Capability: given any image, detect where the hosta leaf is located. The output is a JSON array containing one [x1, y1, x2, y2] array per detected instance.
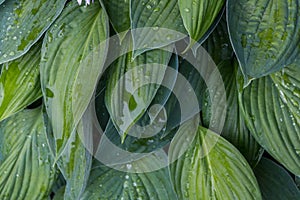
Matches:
[[169, 118, 262, 200], [0, 108, 56, 199], [178, 0, 225, 49], [0, 0, 66, 64], [105, 34, 172, 142], [81, 153, 177, 200], [202, 60, 263, 166], [238, 63, 300, 175], [102, 0, 130, 41], [55, 116, 92, 200], [41, 1, 109, 158], [0, 42, 42, 122], [96, 55, 178, 159], [227, 0, 300, 80], [254, 157, 300, 199], [202, 16, 233, 66], [201, 21, 263, 166], [296, 176, 300, 190], [131, 0, 187, 57]]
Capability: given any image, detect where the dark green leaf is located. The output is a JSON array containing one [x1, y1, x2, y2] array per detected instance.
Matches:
[[105, 34, 172, 142], [102, 0, 130, 41], [0, 108, 56, 199], [169, 118, 262, 200], [238, 62, 300, 175], [254, 157, 300, 200], [81, 153, 177, 200], [178, 0, 225, 49], [0, 42, 42, 122], [201, 20, 263, 166], [227, 0, 300, 80], [0, 0, 66, 64], [41, 1, 109, 158], [131, 0, 187, 57]]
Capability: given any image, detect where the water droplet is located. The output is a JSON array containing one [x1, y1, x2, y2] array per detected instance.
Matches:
[[9, 51, 15, 56], [126, 164, 132, 169], [146, 5, 152, 9], [152, 26, 159, 31], [184, 8, 190, 12], [12, 36, 17, 40], [153, 7, 160, 12], [125, 175, 129, 179]]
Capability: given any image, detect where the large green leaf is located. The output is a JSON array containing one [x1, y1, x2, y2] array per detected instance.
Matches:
[[105, 34, 172, 142], [238, 62, 300, 175], [254, 157, 300, 199], [130, 0, 187, 57], [201, 20, 263, 166], [54, 119, 92, 200], [227, 0, 300, 80], [102, 0, 130, 41], [202, 60, 263, 166], [178, 0, 225, 49], [169, 118, 262, 200], [41, 1, 109, 158], [0, 108, 56, 199], [0, 42, 42, 122], [0, 0, 66, 64], [81, 153, 177, 200]]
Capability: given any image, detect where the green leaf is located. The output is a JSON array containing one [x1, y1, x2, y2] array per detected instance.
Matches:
[[0, 0, 66, 64], [201, 21, 263, 166], [81, 153, 177, 200], [41, 1, 109, 158], [105, 34, 172, 142], [254, 157, 300, 199], [178, 0, 225, 49], [238, 62, 300, 175], [296, 176, 300, 190], [102, 0, 130, 41], [202, 16, 233, 66], [130, 0, 187, 57], [0, 1, 4, 5], [227, 0, 300, 80], [202, 60, 263, 166], [169, 118, 262, 200], [0, 42, 42, 122], [0, 108, 56, 199], [55, 117, 92, 200]]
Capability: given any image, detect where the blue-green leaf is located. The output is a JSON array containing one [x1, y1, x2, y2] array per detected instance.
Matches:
[[0, 108, 56, 199], [227, 0, 300, 80], [254, 157, 300, 199], [0, 0, 66, 64], [41, 1, 109, 158]]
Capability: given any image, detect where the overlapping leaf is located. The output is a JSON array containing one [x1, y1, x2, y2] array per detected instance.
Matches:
[[169, 118, 262, 200], [81, 153, 177, 200], [0, 42, 42, 122], [201, 19, 263, 166], [0, 0, 66, 64], [254, 157, 300, 199], [178, 0, 225, 49], [131, 0, 187, 57], [227, 0, 300, 80], [41, 1, 109, 158], [105, 34, 172, 142], [238, 62, 300, 175], [0, 108, 56, 199], [102, 0, 130, 41]]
